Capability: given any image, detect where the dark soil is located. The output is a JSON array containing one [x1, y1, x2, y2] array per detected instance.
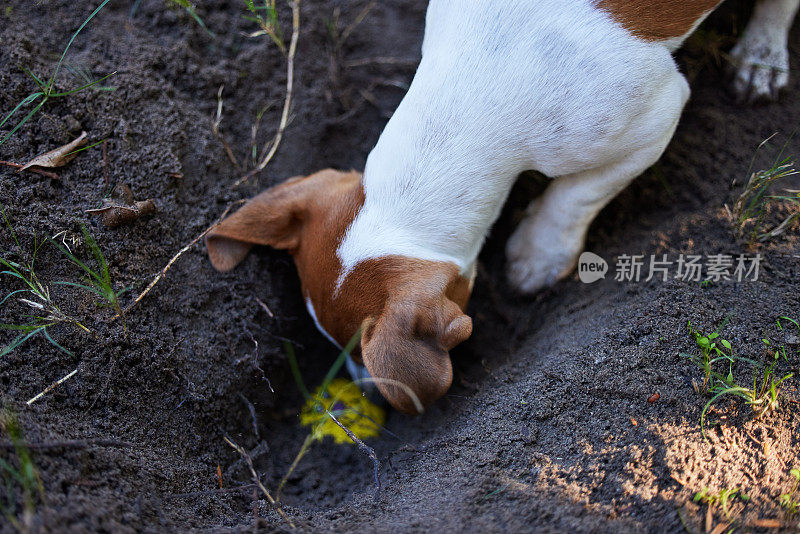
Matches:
[[1, 1, 799, 532]]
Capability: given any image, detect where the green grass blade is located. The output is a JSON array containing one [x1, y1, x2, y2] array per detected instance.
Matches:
[[48, 71, 117, 97], [167, 0, 216, 37], [0, 99, 46, 146], [42, 329, 73, 356], [80, 225, 110, 287], [0, 92, 43, 130], [285, 340, 311, 400], [0, 327, 44, 357], [46, 0, 112, 93], [318, 328, 363, 399], [0, 289, 31, 307], [52, 281, 110, 301]]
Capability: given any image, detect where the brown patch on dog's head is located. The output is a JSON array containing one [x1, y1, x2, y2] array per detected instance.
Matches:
[[206, 169, 474, 414]]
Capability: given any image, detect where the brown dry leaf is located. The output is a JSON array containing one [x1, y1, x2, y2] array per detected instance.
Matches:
[[87, 183, 156, 227], [18, 131, 88, 172]]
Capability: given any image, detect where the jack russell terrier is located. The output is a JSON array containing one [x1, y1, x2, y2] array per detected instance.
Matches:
[[207, 0, 798, 414]]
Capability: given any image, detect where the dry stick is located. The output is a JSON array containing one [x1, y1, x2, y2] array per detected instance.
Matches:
[[343, 56, 419, 68], [0, 438, 133, 450], [275, 433, 315, 501], [0, 160, 60, 180], [212, 85, 243, 172], [165, 483, 257, 500], [233, 0, 301, 187], [325, 410, 381, 503], [338, 1, 375, 45], [116, 201, 244, 318], [238, 393, 261, 440], [223, 436, 295, 528], [102, 139, 109, 185], [254, 296, 274, 318], [26, 368, 78, 405]]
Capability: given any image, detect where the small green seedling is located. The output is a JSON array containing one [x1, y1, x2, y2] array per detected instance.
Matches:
[[1, 209, 89, 356], [694, 487, 741, 519], [165, 0, 215, 37], [1, 207, 127, 356], [0, 0, 115, 146], [243, 0, 285, 53], [683, 319, 735, 393], [0, 409, 43, 532], [779, 468, 800, 516], [729, 140, 799, 245], [682, 318, 795, 439], [51, 224, 129, 331]]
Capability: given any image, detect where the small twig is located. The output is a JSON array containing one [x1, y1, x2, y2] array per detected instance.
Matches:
[[235, 323, 274, 393], [325, 409, 381, 502], [343, 56, 419, 68], [234, 0, 301, 187], [254, 296, 274, 318], [338, 1, 375, 45], [212, 85, 243, 172], [164, 483, 257, 500], [0, 160, 60, 180], [116, 200, 244, 318], [27, 368, 78, 405], [239, 393, 261, 440], [224, 436, 295, 528], [0, 438, 133, 450], [102, 139, 109, 185]]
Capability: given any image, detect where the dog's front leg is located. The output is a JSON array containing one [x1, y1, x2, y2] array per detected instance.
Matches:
[[729, 0, 800, 103], [505, 70, 691, 294]]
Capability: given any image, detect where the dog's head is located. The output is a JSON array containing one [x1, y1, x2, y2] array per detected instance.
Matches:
[[206, 169, 473, 414]]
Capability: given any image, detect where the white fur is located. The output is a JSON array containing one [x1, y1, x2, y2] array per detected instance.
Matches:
[[335, 0, 795, 294], [305, 296, 342, 349], [730, 0, 800, 101]]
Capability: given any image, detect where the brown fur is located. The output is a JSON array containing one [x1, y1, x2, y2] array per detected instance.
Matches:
[[597, 0, 721, 41], [206, 169, 474, 414]]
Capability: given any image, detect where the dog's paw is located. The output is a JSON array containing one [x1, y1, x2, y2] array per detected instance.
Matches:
[[505, 216, 579, 295], [727, 37, 790, 104]]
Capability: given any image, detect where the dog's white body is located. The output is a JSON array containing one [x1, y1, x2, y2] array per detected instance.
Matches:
[[209, 0, 798, 413], [341, 0, 798, 293]]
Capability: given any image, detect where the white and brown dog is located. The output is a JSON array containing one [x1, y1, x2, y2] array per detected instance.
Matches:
[[207, 0, 798, 414]]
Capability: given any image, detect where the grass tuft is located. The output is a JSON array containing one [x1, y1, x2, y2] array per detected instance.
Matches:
[[0, 0, 114, 146], [0, 409, 43, 532], [728, 139, 799, 245], [165, 0, 215, 38], [1, 206, 125, 356], [693, 487, 742, 519], [780, 468, 800, 516], [682, 318, 795, 439], [243, 0, 285, 53]]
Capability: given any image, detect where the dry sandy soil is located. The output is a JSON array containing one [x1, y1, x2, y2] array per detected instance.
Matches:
[[0, 1, 799, 532]]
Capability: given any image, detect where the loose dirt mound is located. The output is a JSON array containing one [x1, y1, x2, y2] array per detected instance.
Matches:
[[0, 1, 798, 532]]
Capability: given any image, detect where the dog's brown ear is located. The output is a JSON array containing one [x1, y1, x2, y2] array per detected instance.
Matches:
[[361, 294, 472, 414], [206, 176, 308, 272]]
